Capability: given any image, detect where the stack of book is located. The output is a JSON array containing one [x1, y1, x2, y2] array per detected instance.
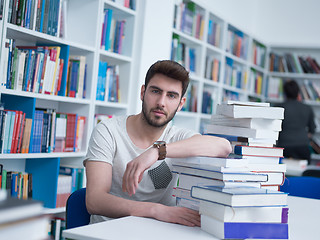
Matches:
[[171, 100, 289, 239], [207, 100, 286, 191]]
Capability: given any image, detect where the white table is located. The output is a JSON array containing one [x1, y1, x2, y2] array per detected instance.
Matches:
[[63, 196, 320, 240]]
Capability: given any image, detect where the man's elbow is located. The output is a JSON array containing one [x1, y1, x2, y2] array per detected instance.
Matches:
[[218, 138, 232, 157]]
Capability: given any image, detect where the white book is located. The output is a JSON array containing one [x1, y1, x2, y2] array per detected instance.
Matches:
[[174, 173, 261, 190], [172, 156, 249, 168], [241, 155, 281, 165], [216, 104, 284, 119], [247, 163, 286, 172], [191, 186, 288, 207], [173, 162, 250, 173], [222, 100, 270, 107], [234, 145, 284, 157], [206, 124, 279, 140], [176, 197, 199, 211], [172, 165, 268, 182], [199, 200, 288, 223], [211, 114, 282, 131]]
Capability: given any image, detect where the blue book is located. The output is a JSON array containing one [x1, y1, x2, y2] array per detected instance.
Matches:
[[7, 111, 16, 154], [201, 214, 288, 239], [39, 0, 46, 32], [2, 111, 11, 154], [191, 186, 288, 207], [105, 9, 113, 51]]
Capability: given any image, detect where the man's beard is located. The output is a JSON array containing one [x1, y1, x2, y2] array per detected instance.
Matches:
[[141, 98, 179, 128]]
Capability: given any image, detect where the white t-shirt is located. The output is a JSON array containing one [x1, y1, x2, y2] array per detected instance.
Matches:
[[84, 115, 198, 223]]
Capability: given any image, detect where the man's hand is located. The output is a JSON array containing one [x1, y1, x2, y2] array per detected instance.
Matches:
[[152, 204, 200, 227], [122, 147, 158, 196]]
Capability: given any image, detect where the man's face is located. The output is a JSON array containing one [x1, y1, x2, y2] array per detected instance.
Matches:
[[141, 74, 186, 128]]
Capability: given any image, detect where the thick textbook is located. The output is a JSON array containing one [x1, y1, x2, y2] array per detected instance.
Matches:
[[234, 145, 284, 157], [206, 124, 279, 139], [172, 156, 249, 168], [200, 200, 289, 223], [201, 214, 288, 239], [216, 104, 284, 119], [222, 100, 270, 107], [174, 173, 261, 190], [191, 186, 287, 207], [172, 165, 268, 182], [211, 114, 282, 131]]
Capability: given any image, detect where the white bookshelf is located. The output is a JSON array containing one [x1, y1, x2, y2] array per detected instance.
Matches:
[[0, 0, 139, 211], [171, 0, 268, 133]]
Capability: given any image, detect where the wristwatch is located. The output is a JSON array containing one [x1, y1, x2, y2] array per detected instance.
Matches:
[[153, 141, 167, 160]]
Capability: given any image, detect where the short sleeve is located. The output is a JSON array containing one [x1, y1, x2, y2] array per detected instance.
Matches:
[[83, 122, 115, 166]]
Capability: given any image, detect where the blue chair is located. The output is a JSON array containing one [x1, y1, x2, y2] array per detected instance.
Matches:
[[280, 176, 320, 199], [66, 188, 91, 229]]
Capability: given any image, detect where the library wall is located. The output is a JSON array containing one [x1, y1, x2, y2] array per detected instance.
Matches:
[[253, 0, 320, 46]]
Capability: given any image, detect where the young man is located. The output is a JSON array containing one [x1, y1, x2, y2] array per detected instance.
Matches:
[[84, 60, 231, 227]]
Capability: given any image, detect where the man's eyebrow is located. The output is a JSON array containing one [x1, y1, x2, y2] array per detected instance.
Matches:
[[149, 85, 180, 97]]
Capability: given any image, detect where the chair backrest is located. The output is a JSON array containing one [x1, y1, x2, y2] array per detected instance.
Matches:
[[302, 167, 320, 178], [66, 188, 91, 229], [280, 176, 320, 199]]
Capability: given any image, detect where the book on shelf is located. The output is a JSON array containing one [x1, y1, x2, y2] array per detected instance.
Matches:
[[201, 214, 288, 239], [216, 103, 284, 119], [172, 165, 268, 182], [56, 174, 72, 208], [211, 114, 282, 131], [54, 113, 67, 152], [199, 200, 288, 223], [191, 186, 288, 207], [234, 145, 284, 157]]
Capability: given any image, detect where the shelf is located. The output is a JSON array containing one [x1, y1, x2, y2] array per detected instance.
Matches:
[[269, 72, 320, 80], [0, 89, 91, 104], [104, 0, 137, 16], [5, 23, 96, 52], [0, 152, 87, 160], [94, 101, 128, 108]]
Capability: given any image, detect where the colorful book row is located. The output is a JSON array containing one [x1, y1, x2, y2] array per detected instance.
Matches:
[[96, 61, 120, 102], [224, 57, 247, 89], [7, 0, 67, 37], [2, 40, 87, 99], [100, 8, 126, 54], [182, 83, 197, 112], [173, 1, 205, 40], [171, 34, 196, 73], [226, 28, 249, 60], [0, 164, 33, 199], [0, 107, 85, 154], [269, 52, 320, 74]]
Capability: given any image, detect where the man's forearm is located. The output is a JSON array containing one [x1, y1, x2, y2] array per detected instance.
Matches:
[[86, 190, 158, 219], [166, 134, 231, 159]]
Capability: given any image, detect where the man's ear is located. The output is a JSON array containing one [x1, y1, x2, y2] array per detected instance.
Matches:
[[140, 85, 146, 101], [177, 97, 186, 112]]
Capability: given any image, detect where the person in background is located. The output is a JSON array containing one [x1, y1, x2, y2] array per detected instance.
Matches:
[[84, 60, 232, 227], [276, 80, 316, 164]]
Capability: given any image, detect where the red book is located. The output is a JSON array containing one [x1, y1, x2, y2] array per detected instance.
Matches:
[[10, 111, 21, 153], [17, 113, 26, 153], [64, 113, 77, 152]]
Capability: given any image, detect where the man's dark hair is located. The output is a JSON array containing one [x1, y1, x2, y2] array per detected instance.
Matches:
[[283, 80, 300, 99], [144, 60, 190, 97]]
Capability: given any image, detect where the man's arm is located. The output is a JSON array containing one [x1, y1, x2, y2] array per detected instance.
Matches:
[[122, 135, 231, 195], [85, 161, 200, 226]]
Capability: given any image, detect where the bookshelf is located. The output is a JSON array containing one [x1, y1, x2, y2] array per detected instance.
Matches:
[[0, 0, 139, 212], [170, 0, 268, 132]]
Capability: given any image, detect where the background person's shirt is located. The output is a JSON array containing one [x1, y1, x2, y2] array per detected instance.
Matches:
[[277, 99, 316, 147]]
